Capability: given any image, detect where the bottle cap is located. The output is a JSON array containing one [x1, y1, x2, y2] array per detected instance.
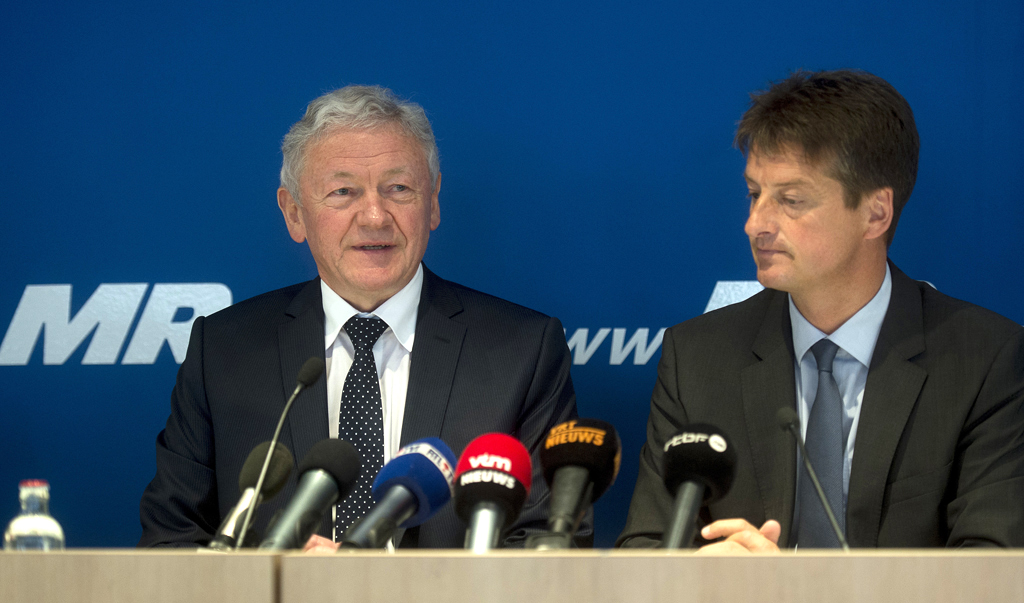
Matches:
[[19, 480, 49, 488]]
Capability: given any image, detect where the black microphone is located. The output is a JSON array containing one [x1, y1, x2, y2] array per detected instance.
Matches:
[[208, 441, 293, 550], [661, 424, 737, 549], [258, 438, 361, 550], [234, 356, 324, 549], [526, 418, 621, 549], [776, 407, 850, 551]]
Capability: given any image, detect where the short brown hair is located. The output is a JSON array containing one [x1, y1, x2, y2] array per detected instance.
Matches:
[[735, 70, 919, 246]]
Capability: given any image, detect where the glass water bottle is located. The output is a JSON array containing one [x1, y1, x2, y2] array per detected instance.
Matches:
[[3, 480, 65, 550]]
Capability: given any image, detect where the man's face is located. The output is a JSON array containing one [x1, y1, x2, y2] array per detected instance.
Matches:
[[278, 127, 440, 311], [743, 147, 876, 301]]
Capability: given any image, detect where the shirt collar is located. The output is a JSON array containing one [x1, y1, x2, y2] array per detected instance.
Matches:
[[321, 264, 423, 353], [790, 263, 892, 368]]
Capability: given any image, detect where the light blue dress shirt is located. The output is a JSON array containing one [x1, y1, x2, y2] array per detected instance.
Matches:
[[789, 263, 892, 515]]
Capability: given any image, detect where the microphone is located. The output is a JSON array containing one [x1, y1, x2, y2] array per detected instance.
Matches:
[[235, 356, 324, 549], [453, 433, 532, 553], [339, 438, 457, 549], [661, 424, 737, 549], [258, 438, 361, 551], [526, 418, 621, 549], [776, 407, 850, 551], [208, 441, 293, 550]]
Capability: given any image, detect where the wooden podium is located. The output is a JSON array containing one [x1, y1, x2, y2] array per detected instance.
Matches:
[[0, 550, 277, 603], [280, 550, 1024, 603], [3, 550, 1023, 603]]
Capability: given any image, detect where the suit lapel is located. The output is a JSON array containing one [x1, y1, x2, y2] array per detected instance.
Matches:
[[846, 264, 926, 547], [278, 279, 330, 472], [393, 267, 465, 549], [740, 291, 799, 547], [400, 266, 467, 447]]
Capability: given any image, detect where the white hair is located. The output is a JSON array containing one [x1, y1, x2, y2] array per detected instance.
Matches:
[[280, 85, 439, 203]]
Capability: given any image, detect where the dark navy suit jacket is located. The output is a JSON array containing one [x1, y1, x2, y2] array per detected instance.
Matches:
[[139, 266, 586, 548]]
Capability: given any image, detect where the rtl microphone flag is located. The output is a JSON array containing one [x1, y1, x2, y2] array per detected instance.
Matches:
[[373, 437, 457, 528], [339, 438, 458, 549]]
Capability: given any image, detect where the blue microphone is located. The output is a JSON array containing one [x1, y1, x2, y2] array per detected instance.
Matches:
[[339, 438, 457, 548]]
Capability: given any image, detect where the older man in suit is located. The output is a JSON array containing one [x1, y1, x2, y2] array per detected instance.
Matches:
[[618, 70, 1024, 550], [139, 85, 585, 549]]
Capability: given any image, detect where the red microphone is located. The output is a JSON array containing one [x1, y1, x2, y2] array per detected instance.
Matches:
[[453, 433, 532, 552]]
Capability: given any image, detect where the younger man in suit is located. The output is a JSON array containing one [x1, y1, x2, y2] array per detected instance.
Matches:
[[618, 70, 1024, 550]]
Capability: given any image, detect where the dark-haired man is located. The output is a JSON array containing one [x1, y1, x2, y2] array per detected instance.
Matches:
[[618, 70, 1024, 550]]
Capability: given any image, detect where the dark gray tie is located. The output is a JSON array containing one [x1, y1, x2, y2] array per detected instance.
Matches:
[[335, 315, 388, 538], [796, 338, 846, 548]]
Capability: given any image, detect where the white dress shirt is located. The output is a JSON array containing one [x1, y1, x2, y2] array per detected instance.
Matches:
[[789, 263, 892, 510], [321, 264, 423, 543]]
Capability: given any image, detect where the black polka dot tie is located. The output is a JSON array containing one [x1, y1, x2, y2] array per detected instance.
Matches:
[[335, 315, 389, 538]]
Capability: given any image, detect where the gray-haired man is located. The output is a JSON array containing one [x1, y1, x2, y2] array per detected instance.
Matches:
[[139, 86, 586, 549]]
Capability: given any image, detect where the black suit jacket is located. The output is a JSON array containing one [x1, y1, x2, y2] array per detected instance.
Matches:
[[618, 263, 1024, 548], [139, 266, 586, 548]]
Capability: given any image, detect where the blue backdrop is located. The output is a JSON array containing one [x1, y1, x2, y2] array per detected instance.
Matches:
[[1, 0, 1021, 548]]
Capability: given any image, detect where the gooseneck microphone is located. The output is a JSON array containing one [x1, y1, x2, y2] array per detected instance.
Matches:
[[527, 418, 621, 549], [453, 433, 532, 553], [776, 407, 850, 551], [340, 438, 457, 549], [208, 441, 293, 550], [258, 438, 361, 550], [235, 356, 324, 549], [661, 424, 737, 549]]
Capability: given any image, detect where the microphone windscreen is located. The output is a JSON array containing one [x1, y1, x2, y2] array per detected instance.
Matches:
[[298, 439, 361, 500], [453, 433, 532, 526], [372, 437, 457, 528], [662, 424, 737, 504], [239, 442, 294, 498], [539, 418, 621, 502], [776, 407, 800, 431], [296, 357, 325, 387]]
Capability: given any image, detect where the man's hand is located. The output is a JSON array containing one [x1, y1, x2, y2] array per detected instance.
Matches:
[[694, 519, 781, 554], [303, 534, 340, 554]]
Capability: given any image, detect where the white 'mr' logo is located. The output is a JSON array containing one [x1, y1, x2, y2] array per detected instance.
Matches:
[[0, 284, 232, 365]]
